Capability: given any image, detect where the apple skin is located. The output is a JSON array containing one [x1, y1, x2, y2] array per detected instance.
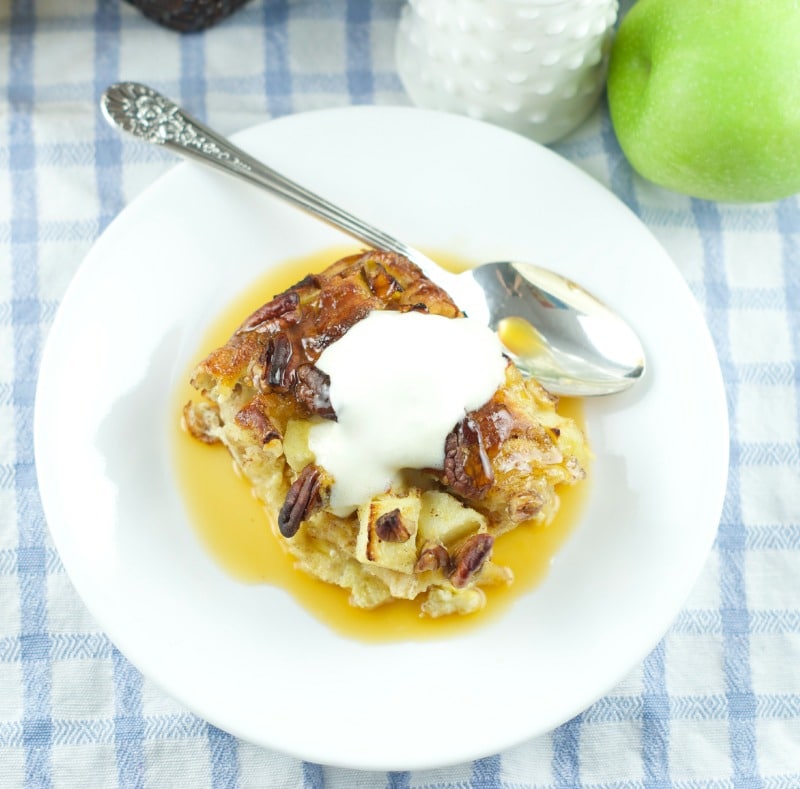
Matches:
[[607, 0, 800, 202]]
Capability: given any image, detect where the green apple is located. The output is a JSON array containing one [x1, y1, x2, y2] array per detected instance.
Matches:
[[607, 0, 800, 202]]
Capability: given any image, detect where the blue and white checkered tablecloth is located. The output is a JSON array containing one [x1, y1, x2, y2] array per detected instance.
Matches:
[[2, 0, 800, 786]]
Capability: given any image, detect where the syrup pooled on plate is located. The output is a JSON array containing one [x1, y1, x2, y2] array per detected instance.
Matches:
[[172, 248, 589, 642]]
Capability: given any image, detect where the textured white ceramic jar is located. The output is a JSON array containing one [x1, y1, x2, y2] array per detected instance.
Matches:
[[396, 0, 618, 144]]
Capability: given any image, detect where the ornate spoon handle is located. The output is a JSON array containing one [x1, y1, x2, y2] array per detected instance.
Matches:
[[100, 82, 437, 275]]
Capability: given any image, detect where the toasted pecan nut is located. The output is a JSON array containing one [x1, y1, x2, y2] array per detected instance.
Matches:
[[374, 509, 411, 543], [508, 490, 545, 523], [265, 335, 294, 390], [237, 290, 299, 334], [449, 533, 494, 589], [442, 415, 494, 499], [414, 543, 451, 574], [278, 464, 322, 538], [294, 363, 336, 420]]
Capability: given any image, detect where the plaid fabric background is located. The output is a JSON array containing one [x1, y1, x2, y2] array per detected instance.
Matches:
[[2, 0, 799, 786]]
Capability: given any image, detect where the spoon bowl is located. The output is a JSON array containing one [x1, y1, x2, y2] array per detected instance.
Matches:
[[101, 82, 645, 396], [438, 260, 645, 396]]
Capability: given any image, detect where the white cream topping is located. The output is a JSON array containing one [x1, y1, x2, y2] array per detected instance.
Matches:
[[307, 310, 507, 515]]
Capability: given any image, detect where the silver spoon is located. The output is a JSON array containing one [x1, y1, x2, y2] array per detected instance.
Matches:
[[101, 82, 645, 397]]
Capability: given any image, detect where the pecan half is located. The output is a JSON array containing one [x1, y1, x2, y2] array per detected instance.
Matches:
[[294, 363, 336, 420], [442, 415, 494, 499], [278, 464, 322, 538], [237, 290, 300, 334], [449, 533, 494, 588], [414, 543, 451, 574], [265, 335, 294, 390], [508, 490, 545, 523], [473, 400, 516, 453], [374, 509, 411, 543]]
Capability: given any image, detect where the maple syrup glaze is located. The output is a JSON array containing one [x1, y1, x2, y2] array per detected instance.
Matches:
[[171, 248, 589, 642]]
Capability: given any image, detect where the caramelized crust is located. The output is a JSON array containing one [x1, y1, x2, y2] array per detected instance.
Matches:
[[195, 250, 460, 408]]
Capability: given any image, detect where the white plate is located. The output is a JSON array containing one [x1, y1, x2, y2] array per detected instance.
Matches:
[[35, 106, 728, 770]]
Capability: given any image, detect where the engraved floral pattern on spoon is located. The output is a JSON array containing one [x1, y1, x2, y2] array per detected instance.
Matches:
[[101, 82, 252, 172]]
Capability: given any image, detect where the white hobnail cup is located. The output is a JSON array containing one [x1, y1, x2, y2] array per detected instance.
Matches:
[[396, 0, 619, 144]]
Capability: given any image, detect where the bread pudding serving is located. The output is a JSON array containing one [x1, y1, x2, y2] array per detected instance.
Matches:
[[183, 250, 590, 617]]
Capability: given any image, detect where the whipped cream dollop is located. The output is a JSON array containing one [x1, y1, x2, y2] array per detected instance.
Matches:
[[307, 310, 507, 514]]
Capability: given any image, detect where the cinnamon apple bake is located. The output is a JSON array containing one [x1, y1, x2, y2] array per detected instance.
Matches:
[[183, 250, 590, 617]]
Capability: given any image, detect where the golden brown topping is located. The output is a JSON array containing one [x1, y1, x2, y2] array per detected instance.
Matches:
[[450, 533, 494, 589], [182, 401, 221, 444], [234, 397, 280, 445], [361, 258, 403, 299], [194, 249, 468, 433], [442, 415, 494, 499], [278, 464, 323, 538], [374, 509, 411, 543], [201, 250, 462, 389]]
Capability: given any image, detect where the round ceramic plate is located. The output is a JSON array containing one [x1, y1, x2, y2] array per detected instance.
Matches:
[[34, 106, 728, 770]]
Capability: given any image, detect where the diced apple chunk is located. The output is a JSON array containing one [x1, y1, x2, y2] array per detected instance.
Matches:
[[356, 490, 421, 573], [283, 419, 316, 472], [417, 490, 487, 548]]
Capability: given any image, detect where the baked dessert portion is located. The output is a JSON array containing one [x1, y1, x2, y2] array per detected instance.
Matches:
[[183, 250, 590, 617]]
